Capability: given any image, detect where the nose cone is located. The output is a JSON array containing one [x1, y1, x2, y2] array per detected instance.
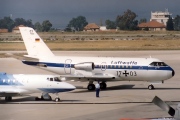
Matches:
[[68, 84, 76, 90], [166, 67, 175, 80], [65, 82, 76, 91], [172, 69, 175, 77]]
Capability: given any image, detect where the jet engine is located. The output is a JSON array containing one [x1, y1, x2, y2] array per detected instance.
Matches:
[[74, 62, 95, 71]]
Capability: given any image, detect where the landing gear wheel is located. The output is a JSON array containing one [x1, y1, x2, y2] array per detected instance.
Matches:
[[5, 96, 12, 101], [41, 96, 44, 100], [48, 96, 52, 101], [148, 85, 154, 90], [100, 82, 107, 89], [55, 98, 60, 102], [87, 84, 95, 91], [35, 97, 40, 101]]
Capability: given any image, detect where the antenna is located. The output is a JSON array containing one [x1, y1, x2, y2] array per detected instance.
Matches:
[[10, 14, 12, 19], [165, 8, 169, 13]]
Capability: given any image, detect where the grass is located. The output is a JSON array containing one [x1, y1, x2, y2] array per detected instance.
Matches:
[[0, 39, 180, 51]]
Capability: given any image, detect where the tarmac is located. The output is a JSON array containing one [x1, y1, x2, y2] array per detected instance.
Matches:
[[0, 51, 180, 120]]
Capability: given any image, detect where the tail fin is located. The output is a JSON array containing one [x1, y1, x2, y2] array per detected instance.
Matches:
[[19, 27, 54, 59]]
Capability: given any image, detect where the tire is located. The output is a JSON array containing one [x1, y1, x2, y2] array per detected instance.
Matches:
[[100, 82, 107, 89], [55, 98, 60, 102], [148, 85, 154, 90], [35, 97, 40, 101], [5, 96, 12, 101], [87, 84, 95, 91]]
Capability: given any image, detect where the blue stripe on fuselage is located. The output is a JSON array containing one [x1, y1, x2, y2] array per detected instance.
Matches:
[[22, 61, 173, 71]]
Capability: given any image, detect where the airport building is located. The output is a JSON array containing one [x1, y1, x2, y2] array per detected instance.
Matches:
[[150, 9, 172, 26], [138, 9, 172, 31]]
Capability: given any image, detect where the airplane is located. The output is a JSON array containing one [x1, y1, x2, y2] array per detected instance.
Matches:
[[0, 72, 75, 102], [19, 27, 175, 91]]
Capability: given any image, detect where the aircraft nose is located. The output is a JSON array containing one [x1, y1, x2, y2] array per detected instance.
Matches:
[[172, 69, 175, 77], [66, 83, 76, 90], [70, 84, 76, 90]]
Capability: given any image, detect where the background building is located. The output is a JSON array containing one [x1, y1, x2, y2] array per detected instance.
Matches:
[[84, 23, 100, 31], [138, 20, 166, 31], [150, 9, 172, 26]]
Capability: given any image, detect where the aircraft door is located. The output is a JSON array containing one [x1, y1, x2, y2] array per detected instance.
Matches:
[[64, 59, 72, 74], [101, 62, 107, 71]]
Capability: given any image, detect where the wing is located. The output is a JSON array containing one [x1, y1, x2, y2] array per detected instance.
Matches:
[[0, 88, 27, 97], [60, 73, 115, 82]]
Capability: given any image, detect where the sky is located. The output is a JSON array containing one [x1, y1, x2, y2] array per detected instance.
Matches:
[[0, 0, 180, 28]]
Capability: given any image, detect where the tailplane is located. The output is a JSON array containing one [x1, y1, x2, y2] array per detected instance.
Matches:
[[19, 27, 54, 59]]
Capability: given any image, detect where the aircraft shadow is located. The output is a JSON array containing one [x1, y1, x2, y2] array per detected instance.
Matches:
[[132, 87, 180, 90], [73, 84, 135, 93], [0, 96, 83, 104], [73, 85, 180, 93]]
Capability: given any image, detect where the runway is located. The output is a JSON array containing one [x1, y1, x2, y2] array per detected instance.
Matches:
[[0, 51, 180, 120]]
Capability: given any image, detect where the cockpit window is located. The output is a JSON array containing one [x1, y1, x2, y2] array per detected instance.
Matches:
[[149, 62, 168, 66], [50, 78, 53, 81], [54, 77, 62, 82], [47, 77, 62, 82]]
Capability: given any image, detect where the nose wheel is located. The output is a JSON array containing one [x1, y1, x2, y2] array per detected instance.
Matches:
[[54, 93, 60, 102], [55, 97, 60, 102], [148, 84, 154, 90]]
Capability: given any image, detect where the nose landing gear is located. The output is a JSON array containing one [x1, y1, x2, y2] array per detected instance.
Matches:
[[54, 93, 60, 102], [148, 84, 154, 90]]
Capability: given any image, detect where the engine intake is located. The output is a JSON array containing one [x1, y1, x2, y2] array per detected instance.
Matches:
[[74, 62, 94, 71]]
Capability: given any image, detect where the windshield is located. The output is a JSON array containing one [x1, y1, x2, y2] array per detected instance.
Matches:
[[47, 77, 62, 82], [54, 77, 62, 82], [149, 62, 168, 66]]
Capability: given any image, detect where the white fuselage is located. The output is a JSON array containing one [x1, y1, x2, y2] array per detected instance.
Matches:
[[0, 73, 75, 97], [23, 56, 174, 82]]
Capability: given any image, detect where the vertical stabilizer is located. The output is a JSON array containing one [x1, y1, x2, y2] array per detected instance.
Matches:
[[19, 27, 54, 58]]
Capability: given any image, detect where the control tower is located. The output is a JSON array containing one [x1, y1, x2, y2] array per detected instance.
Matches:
[[150, 9, 172, 26]]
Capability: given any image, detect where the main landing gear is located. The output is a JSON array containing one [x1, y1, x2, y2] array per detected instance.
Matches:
[[87, 81, 107, 91], [35, 93, 60, 102], [87, 84, 95, 91], [148, 84, 155, 90], [5, 96, 12, 101], [100, 82, 107, 89]]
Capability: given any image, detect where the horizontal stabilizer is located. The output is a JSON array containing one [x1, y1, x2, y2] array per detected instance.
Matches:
[[23, 55, 39, 61]]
